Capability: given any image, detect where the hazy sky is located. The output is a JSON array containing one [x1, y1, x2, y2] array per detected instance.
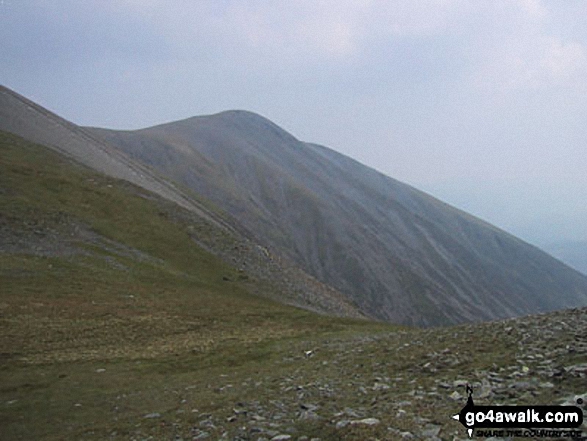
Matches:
[[1, 0, 586, 246]]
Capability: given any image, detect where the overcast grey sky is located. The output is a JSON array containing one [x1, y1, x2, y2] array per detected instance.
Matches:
[[1, 0, 586, 246]]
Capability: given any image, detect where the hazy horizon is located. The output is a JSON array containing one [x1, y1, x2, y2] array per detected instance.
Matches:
[[1, 0, 586, 247]]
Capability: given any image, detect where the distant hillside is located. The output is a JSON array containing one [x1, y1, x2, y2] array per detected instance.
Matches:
[[0, 86, 361, 319], [3, 86, 587, 441], [2, 84, 586, 326], [0, 85, 209, 217], [0, 128, 384, 440], [86, 110, 587, 326], [542, 241, 587, 275]]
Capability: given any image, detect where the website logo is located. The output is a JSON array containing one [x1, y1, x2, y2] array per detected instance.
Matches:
[[452, 384, 584, 438]]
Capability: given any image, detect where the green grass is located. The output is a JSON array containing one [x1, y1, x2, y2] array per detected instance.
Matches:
[[3, 132, 581, 441], [0, 131, 395, 439]]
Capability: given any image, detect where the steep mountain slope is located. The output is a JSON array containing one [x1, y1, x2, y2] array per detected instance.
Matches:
[[88, 110, 587, 326], [0, 85, 215, 222], [3, 89, 586, 441], [2, 129, 586, 441], [542, 241, 587, 276], [0, 86, 360, 318], [0, 129, 380, 440]]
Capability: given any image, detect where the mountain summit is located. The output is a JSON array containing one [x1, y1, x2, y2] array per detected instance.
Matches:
[[87, 109, 587, 326], [2, 84, 587, 326]]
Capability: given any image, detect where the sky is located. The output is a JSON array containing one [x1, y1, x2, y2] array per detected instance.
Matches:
[[1, 0, 586, 247]]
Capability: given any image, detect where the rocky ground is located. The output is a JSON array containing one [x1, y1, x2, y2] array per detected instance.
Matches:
[[109, 308, 586, 441], [2, 306, 586, 441], [2, 132, 586, 440], [4, 122, 587, 441]]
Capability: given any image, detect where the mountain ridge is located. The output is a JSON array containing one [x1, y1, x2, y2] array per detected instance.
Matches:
[[0, 85, 362, 319], [2, 116, 586, 440], [86, 107, 587, 326], [2, 84, 587, 326], [542, 240, 587, 276]]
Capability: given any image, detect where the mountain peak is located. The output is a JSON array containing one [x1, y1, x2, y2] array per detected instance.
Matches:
[[213, 109, 268, 120], [86, 108, 587, 326], [3, 85, 587, 326], [206, 110, 293, 137], [137, 108, 300, 149]]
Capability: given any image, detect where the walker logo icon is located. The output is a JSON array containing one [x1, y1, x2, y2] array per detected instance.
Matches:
[[451, 384, 584, 438]]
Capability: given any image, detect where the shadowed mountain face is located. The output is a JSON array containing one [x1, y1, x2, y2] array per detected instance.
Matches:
[[0, 86, 361, 319], [86, 110, 587, 326], [542, 241, 587, 276], [4, 86, 587, 441], [0, 86, 248, 239], [2, 84, 586, 326]]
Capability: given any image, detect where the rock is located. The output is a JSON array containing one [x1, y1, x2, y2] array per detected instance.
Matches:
[[373, 382, 390, 391], [233, 406, 247, 415], [351, 418, 380, 426], [388, 427, 415, 439], [450, 391, 463, 400], [421, 424, 441, 437], [299, 410, 320, 420], [477, 379, 494, 399], [510, 381, 533, 390], [343, 407, 360, 418], [143, 412, 161, 419], [192, 431, 210, 440], [335, 420, 350, 429], [566, 363, 587, 376], [560, 393, 587, 407], [271, 435, 292, 440]]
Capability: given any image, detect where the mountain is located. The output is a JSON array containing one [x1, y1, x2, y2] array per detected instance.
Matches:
[[2, 103, 587, 439], [542, 241, 587, 276], [86, 110, 587, 326], [4, 86, 587, 441], [2, 84, 587, 326], [0, 85, 361, 319], [0, 86, 209, 217], [0, 127, 393, 440]]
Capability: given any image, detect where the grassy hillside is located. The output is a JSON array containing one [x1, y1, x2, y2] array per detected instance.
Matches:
[[1, 132, 585, 440], [88, 112, 587, 327], [0, 131, 389, 440]]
